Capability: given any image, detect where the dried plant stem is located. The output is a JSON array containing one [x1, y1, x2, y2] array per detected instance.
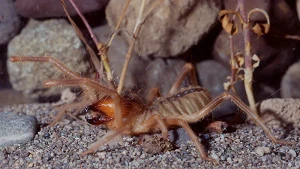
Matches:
[[117, 0, 146, 94], [65, 0, 112, 82], [238, 0, 257, 114], [68, 0, 99, 49], [228, 4, 240, 94], [117, 0, 162, 94], [228, 35, 238, 94]]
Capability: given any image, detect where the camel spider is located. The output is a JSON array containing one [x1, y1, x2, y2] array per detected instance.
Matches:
[[9, 0, 296, 165]]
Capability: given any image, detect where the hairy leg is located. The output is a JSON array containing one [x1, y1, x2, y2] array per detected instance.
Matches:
[[178, 92, 296, 145], [169, 63, 198, 95], [10, 56, 81, 78], [80, 125, 132, 156], [165, 118, 218, 164], [50, 99, 92, 126], [139, 113, 168, 139]]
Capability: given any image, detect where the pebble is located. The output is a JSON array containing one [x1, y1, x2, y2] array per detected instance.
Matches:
[[288, 149, 297, 157], [220, 135, 225, 142], [96, 152, 106, 159], [255, 147, 271, 156], [0, 111, 37, 147], [227, 157, 232, 163], [211, 152, 219, 161]]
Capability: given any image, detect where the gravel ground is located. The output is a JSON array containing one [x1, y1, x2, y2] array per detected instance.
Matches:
[[0, 103, 299, 169]]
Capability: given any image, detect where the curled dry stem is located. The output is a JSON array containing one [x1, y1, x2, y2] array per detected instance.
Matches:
[[219, 10, 245, 35], [248, 8, 270, 37]]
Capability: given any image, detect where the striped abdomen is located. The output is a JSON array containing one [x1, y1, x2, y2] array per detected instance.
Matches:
[[148, 87, 212, 119]]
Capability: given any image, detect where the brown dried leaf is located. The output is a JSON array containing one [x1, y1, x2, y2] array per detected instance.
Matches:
[[252, 23, 270, 37], [230, 52, 244, 70], [219, 12, 238, 35]]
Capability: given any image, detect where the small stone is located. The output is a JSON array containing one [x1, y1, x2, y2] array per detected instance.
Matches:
[[211, 152, 219, 161], [255, 147, 271, 156], [27, 162, 34, 168], [214, 137, 220, 142], [288, 149, 297, 157], [140, 153, 146, 159], [96, 152, 106, 159], [0, 111, 37, 147], [220, 135, 225, 142], [237, 158, 243, 163], [227, 157, 232, 163]]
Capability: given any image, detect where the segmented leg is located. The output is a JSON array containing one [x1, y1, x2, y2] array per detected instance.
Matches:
[[10, 56, 81, 78], [80, 125, 132, 156], [146, 87, 161, 105], [169, 63, 198, 95], [165, 118, 218, 164], [139, 113, 168, 139], [44, 78, 124, 128], [81, 113, 169, 156], [177, 92, 296, 145], [10, 56, 99, 124], [50, 99, 92, 126]]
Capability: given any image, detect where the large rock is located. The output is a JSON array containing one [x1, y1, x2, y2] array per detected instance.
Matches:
[[106, 0, 221, 57], [0, 0, 20, 45], [281, 62, 300, 98], [7, 19, 90, 100], [258, 98, 300, 128], [15, 0, 108, 18]]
